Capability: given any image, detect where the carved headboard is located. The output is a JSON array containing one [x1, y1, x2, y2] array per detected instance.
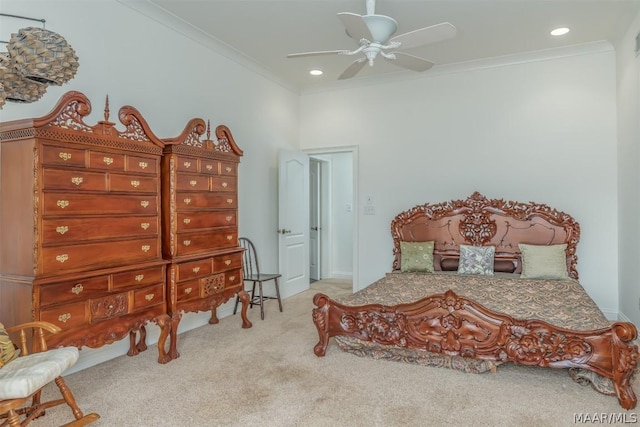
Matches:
[[390, 192, 581, 279]]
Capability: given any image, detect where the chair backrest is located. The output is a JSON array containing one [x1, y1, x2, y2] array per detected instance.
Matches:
[[239, 237, 261, 279]]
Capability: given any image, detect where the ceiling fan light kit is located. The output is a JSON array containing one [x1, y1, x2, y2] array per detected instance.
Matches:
[[287, 0, 456, 80]]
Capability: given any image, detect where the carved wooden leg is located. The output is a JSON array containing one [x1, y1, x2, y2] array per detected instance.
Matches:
[[155, 314, 172, 364], [167, 312, 181, 361], [6, 409, 21, 427], [209, 307, 219, 324], [136, 325, 148, 353], [312, 293, 330, 357], [237, 290, 252, 329], [55, 376, 84, 420], [127, 330, 138, 357], [611, 323, 639, 409]]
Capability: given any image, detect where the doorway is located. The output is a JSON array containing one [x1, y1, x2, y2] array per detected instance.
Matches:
[[306, 148, 357, 291]]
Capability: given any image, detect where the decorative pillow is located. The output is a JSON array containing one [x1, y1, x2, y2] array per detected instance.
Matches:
[[400, 241, 435, 273], [457, 245, 495, 275], [518, 243, 569, 279], [0, 322, 17, 368]]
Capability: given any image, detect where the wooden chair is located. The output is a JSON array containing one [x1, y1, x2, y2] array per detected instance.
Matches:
[[0, 321, 99, 426], [233, 237, 283, 320]]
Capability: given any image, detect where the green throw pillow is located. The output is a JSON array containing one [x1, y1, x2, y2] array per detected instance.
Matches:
[[519, 243, 569, 279], [0, 322, 17, 368], [400, 241, 435, 273]]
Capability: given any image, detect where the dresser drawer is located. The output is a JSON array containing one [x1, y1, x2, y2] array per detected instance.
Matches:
[[40, 301, 87, 329], [220, 161, 237, 176], [109, 174, 158, 193], [175, 230, 237, 257], [41, 238, 160, 274], [126, 155, 157, 174], [176, 174, 209, 191], [177, 259, 212, 281], [176, 156, 198, 172], [211, 176, 236, 192], [42, 168, 107, 191], [176, 279, 199, 302], [176, 193, 236, 210], [41, 145, 86, 168], [200, 159, 218, 175], [43, 193, 158, 216], [112, 266, 165, 290], [225, 269, 242, 289], [89, 151, 125, 171], [42, 216, 158, 244], [200, 273, 226, 297], [133, 284, 164, 310], [177, 211, 236, 231], [214, 253, 242, 271], [89, 293, 129, 322], [39, 275, 109, 306]]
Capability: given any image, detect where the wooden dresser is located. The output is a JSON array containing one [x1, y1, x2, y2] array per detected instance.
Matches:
[[0, 92, 171, 363], [161, 120, 251, 360]]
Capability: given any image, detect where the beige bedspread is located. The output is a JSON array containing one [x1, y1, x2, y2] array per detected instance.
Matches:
[[333, 272, 617, 393]]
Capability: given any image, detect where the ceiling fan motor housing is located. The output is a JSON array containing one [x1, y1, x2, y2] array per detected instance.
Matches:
[[362, 14, 398, 43]]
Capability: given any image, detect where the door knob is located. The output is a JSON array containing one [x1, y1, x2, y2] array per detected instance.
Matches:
[[277, 229, 292, 234], [311, 227, 319, 231]]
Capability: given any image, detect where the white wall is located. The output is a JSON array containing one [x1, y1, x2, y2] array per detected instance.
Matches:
[[617, 10, 640, 326], [300, 44, 620, 317], [0, 0, 299, 370]]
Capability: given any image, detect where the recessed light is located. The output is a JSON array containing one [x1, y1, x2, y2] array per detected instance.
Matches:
[[309, 69, 323, 76], [550, 27, 570, 36]]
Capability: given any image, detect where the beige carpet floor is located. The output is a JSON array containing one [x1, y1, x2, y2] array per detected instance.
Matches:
[[31, 279, 639, 427]]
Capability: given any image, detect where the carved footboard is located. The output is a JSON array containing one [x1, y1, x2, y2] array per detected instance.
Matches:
[[312, 290, 639, 409]]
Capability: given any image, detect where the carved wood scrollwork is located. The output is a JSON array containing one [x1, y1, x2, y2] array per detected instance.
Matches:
[[312, 290, 639, 409]]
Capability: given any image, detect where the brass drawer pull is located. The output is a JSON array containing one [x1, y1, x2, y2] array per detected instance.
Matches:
[[103, 157, 114, 165], [58, 313, 71, 323], [57, 200, 69, 209], [56, 225, 69, 235], [189, 180, 197, 187], [184, 198, 192, 205], [222, 182, 228, 188], [183, 161, 191, 168], [184, 287, 192, 294], [226, 198, 233, 204], [226, 235, 233, 240], [206, 165, 213, 171], [139, 161, 148, 169], [59, 152, 72, 161], [225, 166, 232, 173], [183, 240, 191, 247], [135, 274, 144, 282], [183, 218, 191, 225], [140, 201, 149, 208], [229, 276, 236, 282], [226, 216, 233, 222], [71, 177, 83, 186], [141, 245, 150, 252], [56, 254, 69, 263], [224, 260, 231, 266], [131, 180, 140, 188], [71, 284, 83, 295], [145, 294, 154, 301], [141, 223, 150, 230], [192, 267, 200, 273]]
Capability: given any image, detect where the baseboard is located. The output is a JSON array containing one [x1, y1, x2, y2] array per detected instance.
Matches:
[[330, 272, 352, 280]]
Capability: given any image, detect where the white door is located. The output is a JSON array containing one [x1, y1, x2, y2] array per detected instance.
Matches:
[[278, 150, 310, 294], [309, 159, 321, 281]]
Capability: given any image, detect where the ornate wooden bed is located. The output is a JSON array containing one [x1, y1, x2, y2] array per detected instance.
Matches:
[[312, 192, 639, 409]]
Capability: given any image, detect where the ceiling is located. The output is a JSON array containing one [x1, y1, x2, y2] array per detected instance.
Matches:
[[140, 0, 640, 92]]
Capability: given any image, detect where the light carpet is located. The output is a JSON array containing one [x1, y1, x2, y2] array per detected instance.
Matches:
[[32, 279, 639, 426]]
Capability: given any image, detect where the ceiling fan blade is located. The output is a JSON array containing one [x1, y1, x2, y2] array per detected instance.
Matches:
[[337, 12, 373, 42], [390, 22, 456, 50], [338, 58, 367, 80], [386, 52, 434, 72], [287, 50, 349, 58]]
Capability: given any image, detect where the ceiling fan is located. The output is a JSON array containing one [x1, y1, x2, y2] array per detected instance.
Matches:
[[286, 0, 457, 80]]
